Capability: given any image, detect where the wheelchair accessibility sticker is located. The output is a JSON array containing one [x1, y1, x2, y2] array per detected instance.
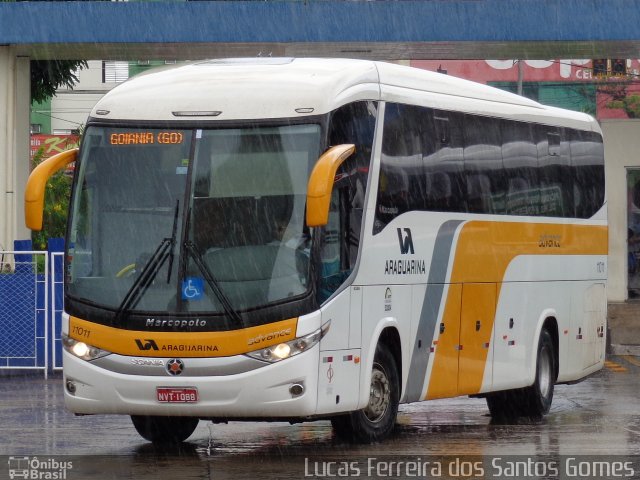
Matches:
[[182, 277, 204, 300]]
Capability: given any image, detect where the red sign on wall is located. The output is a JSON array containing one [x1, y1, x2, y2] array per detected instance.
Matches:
[[30, 134, 79, 161]]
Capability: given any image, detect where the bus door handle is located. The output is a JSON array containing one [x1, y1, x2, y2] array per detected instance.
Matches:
[[439, 323, 445, 334], [475, 320, 481, 331]]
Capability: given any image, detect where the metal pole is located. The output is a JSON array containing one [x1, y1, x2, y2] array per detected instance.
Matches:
[[517, 59, 524, 96]]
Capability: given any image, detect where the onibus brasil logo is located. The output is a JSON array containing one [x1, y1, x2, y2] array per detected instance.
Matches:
[[8, 456, 73, 479]]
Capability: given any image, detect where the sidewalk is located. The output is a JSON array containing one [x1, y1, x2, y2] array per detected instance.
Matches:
[[608, 301, 640, 355]]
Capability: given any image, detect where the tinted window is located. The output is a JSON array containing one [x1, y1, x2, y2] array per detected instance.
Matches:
[[536, 126, 573, 217], [425, 111, 466, 213], [502, 121, 540, 215], [322, 102, 376, 300], [571, 129, 605, 218], [375, 103, 428, 233], [464, 115, 505, 214], [373, 103, 604, 231]]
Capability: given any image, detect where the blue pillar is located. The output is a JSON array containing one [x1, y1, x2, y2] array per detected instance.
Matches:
[[13, 239, 32, 273]]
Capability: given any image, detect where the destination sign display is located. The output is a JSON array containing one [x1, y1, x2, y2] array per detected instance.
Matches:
[[109, 132, 184, 145]]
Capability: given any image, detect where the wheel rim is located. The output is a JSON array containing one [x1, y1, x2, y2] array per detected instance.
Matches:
[[364, 362, 390, 423], [538, 345, 552, 399]]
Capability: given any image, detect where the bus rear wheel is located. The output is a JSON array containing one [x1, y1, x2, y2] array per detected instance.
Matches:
[[331, 343, 399, 443], [486, 328, 555, 420], [131, 415, 199, 443], [520, 328, 555, 417]]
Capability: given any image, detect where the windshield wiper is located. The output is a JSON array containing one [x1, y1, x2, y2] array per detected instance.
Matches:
[[184, 240, 244, 328], [114, 200, 180, 325]]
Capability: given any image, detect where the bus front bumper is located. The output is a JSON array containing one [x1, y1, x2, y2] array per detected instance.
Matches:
[[62, 346, 320, 418]]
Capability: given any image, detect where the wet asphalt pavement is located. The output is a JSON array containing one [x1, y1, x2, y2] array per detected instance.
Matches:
[[1, 356, 639, 479]]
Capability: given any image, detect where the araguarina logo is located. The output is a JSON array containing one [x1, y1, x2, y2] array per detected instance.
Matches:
[[385, 228, 425, 276], [397, 228, 414, 254], [135, 339, 159, 351]]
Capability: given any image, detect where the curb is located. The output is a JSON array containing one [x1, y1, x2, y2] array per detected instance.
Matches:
[[609, 344, 640, 356]]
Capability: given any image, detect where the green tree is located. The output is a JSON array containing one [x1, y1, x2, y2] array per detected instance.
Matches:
[[31, 60, 88, 104], [31, 147, 72, 250], [608, 94, 640, 119], [598, 82, 640, 118]]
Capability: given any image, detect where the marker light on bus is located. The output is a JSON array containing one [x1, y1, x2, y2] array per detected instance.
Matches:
[[246, 321, 330, 363], [62, 334, 111, 361], [171, 111, 222, 117]]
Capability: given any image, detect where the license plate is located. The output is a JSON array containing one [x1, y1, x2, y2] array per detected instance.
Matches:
[[156, 387, 199, 403]]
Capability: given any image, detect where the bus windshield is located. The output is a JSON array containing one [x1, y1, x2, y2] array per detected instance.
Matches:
[[185, 125, 320, 313], [66, 124, 322, 322]]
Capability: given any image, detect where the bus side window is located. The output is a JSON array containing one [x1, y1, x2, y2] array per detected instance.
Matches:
[[426, 111, 466, 213], [463, 114, 505, 214], [571, 129, 605, 218], [318, 157, 368, 303], [537, 126, 573, 217], [319, 102, 376, 302], [374, 103, 428, 233], [502, 120, 539, 216]]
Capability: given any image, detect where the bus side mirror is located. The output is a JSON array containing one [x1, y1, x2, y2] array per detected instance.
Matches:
[[306, 144, 355, 227], [25, 148, 78, 231]]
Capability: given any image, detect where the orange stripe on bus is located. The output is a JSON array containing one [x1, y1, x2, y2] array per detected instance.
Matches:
[[427, 283, 462, 399], [69, 316, 298, 358], [426, 221, 607, 399]]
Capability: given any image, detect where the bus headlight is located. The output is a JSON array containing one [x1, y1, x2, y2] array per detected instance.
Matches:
[[246, 321, 330, 363], [62, 334, 111, 361]]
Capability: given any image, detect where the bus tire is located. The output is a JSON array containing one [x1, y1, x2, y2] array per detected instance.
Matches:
[[486, 329, 555, 420], [486, 391, 515, 419], [520, 328, 555, 417], [131, 415, 199, 443], [331, 343, 399, 443]]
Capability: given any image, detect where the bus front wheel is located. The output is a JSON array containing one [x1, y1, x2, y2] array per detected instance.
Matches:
[[331, 343, 399, 443], [131, 415, 199, 443]]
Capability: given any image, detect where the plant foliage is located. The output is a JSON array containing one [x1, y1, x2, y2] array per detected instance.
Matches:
[[608, 94, 640, 119], [599, 82, 640, 119], [31, 60, 88, 104]]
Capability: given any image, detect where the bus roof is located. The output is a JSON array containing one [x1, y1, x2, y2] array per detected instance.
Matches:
[[90, 57, 598, 132]]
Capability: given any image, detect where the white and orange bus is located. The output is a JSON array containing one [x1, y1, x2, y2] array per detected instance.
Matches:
[[25, 58, 607, 443]]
